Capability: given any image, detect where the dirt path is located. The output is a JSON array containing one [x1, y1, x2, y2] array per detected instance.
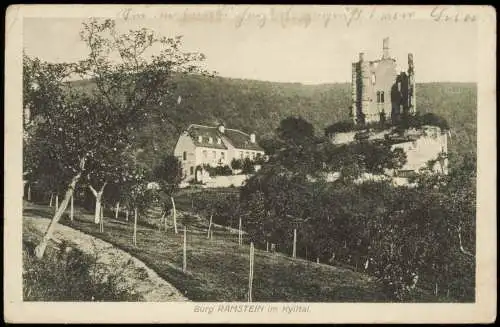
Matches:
[[24, 216, 188, 302]]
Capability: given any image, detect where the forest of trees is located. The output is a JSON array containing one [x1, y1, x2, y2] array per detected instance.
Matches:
[[190, 117, 476, 302], [72, 76, 476, 173]]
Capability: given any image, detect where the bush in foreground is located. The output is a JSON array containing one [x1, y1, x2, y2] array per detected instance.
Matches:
[[23, 239, 139, 301]]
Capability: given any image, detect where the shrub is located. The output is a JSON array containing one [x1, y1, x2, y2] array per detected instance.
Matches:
[[230, 158, 243, 170], [241, 158, 256, 174], [324, 121, 355, 135], [23, 239, 140, 301]]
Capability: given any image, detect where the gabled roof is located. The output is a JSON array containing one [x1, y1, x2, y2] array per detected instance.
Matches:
[[187, 124, 227, 149], [185, 124, 264, 151], [224, 128, 264, 151]]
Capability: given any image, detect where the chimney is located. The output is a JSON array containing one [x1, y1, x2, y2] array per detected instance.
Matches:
[[218, 122, 225, 134], [250, 133, 256, 144], [359, 52, 365, 62], [382, 37, 390, 59]]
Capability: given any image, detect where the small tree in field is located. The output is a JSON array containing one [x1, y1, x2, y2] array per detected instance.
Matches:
[[26, 18, 212, 258], [152, 155, 182, 233]]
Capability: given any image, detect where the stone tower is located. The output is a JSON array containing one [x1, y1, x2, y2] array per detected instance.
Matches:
[[407, 53, 416, 115], [351, 38, 416, 125]]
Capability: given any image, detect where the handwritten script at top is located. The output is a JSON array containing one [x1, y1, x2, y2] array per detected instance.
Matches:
[[117, 6, 477, 28]]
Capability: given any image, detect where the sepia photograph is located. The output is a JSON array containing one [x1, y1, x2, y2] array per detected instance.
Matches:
[[4, 4, 496, 324]]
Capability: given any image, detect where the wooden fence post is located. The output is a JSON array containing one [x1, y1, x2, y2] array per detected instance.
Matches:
[[207, 214, 213, 239], [126, 210, 129, 222], [70, 194, 74, 221], [266, 241, 269, 252], [161, 210, 167, 231], [133, 208, 138, 246], [183, 226, 187, 272], [238, 217, 242, 245], [115, 202, 120, 219], [49, 193, 53, 207], [292, 228, 297, 259], [171, 196, 178, 234], [27, 184, 31, 201], [248, 242, 255, 302]]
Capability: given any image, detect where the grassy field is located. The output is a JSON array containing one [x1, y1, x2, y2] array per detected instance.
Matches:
[[23, 201, 441, 302], [173, 187, 240, 213]]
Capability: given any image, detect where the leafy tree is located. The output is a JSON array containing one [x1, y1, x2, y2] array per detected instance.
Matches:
[[27, 18, 211, 258], [276, 116, 315, 147], [258, 137, 284, 156]]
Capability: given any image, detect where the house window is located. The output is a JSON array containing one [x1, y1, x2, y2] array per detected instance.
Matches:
[[190, 166, 194, 175], [183, 151, 187, 161], [252, 152, 256, 159], [246, 152, 250, 158], [203, 150, 207, 158], [221, 152, 225, 160], [209, 137, 213, 144], [380, 91, 385, 103], [376, 91, 381, 103], [198, 136, 203, 143], [240, 151, 243, 159]]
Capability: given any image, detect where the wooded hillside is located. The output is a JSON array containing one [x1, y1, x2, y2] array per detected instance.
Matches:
[[72, 76, 476, 169]]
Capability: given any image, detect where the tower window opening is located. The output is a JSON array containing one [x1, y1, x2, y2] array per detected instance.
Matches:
[[376, 91, 381, 103], [381, 91, 385, 103]]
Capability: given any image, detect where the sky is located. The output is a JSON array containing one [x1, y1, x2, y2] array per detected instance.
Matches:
[[23, 6, 478, 84]]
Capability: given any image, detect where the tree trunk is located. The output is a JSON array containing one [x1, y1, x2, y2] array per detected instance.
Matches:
[[35, 168, 83, 259], [457, 226, 474, 257], [99, 205, 104, 232], [171, 196, 178, 234], [89, 183, 107, 224], [94, 195, 101, 224]]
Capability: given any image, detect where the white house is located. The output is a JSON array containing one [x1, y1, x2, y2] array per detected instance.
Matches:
[[173, 123, 265, 181]]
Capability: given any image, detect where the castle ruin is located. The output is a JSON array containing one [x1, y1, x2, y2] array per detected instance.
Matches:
[[351, 37, 416, 124]]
